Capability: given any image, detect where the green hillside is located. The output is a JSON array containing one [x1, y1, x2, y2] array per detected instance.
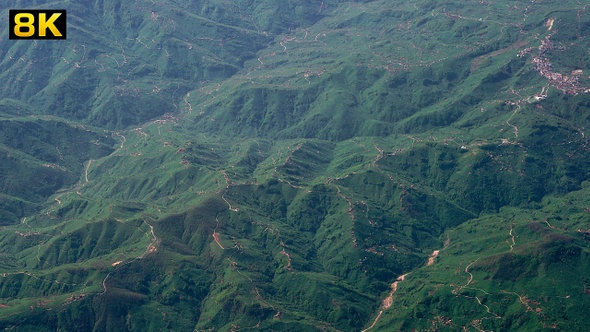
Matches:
[[0, 0, 589, 331]]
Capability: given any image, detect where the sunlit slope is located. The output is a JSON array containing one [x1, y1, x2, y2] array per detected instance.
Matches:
[[0, 0, 589, 331], [374, 185, 590, 331], [0, 115, 114, 225], [184, 0, 590, 139], [0, 0, 323, 128], [0, 0, 335, 222]]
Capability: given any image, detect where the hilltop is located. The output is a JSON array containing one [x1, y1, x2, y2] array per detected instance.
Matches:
[[0, 0, 589, 331]]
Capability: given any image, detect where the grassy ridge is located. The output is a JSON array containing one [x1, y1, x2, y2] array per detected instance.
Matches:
[[375, 186, 590, 331], [0, 0, 589, 331]]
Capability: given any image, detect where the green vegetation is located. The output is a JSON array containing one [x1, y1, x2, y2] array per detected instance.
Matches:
[[0, 0, 589, 331], [375, 187, 590, 331]]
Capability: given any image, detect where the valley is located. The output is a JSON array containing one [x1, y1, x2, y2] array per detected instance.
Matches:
[[0, 0, 589, 331]]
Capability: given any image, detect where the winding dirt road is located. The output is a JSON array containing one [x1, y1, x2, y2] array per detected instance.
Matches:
[[427, 250, 440, 266], [362, 273, 410, 332]]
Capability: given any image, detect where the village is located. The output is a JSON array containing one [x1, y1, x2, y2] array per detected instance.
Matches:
[[518, 34, 590, 97]]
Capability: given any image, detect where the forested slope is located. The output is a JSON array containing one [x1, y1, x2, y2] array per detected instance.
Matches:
[[0, 1, 589, 331]]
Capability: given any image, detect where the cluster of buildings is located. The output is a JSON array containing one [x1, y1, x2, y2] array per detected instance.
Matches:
[[518, 35, 590, 96]]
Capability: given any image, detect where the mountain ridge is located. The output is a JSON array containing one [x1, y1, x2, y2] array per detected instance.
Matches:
[[0, 0, 589, 331]]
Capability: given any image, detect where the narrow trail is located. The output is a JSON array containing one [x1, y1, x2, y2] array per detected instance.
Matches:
[[84, 159, 94, 183], [226, 248, 275, 312], [113, 132, 126, 149], [333, 184, 358, 247], [362, 273, 410, 332], [372, 143, 384, 166], [508, 226, 516, 251], [280, 248, 293, 271], [475, 296, 499, 317], [506, 105, 520, 138], [427, 250, 441, 266], [99, 217, 158, 295], [361, 311, 383, 332], [101, 272, 112, 294], [220, 171, 239, 212], [383, 273, 410, 309], [2, 145, 128, 300], [501, 290, 535, 312], [453, 258, 480, 294], [450, 257, 503, 324], [212, 216, 227, 250], [183, 93, 193, 112], [140, 218, 158, 258], [221, 192, 239, 212], [543, 219, 557, 230], [463, 259, 478, 288]]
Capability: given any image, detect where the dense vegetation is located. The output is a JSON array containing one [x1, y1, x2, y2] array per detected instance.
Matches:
[[0, 0, 589, 331]]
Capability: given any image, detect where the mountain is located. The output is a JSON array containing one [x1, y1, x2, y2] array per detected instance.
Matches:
[[0, 0, 589, 331]]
